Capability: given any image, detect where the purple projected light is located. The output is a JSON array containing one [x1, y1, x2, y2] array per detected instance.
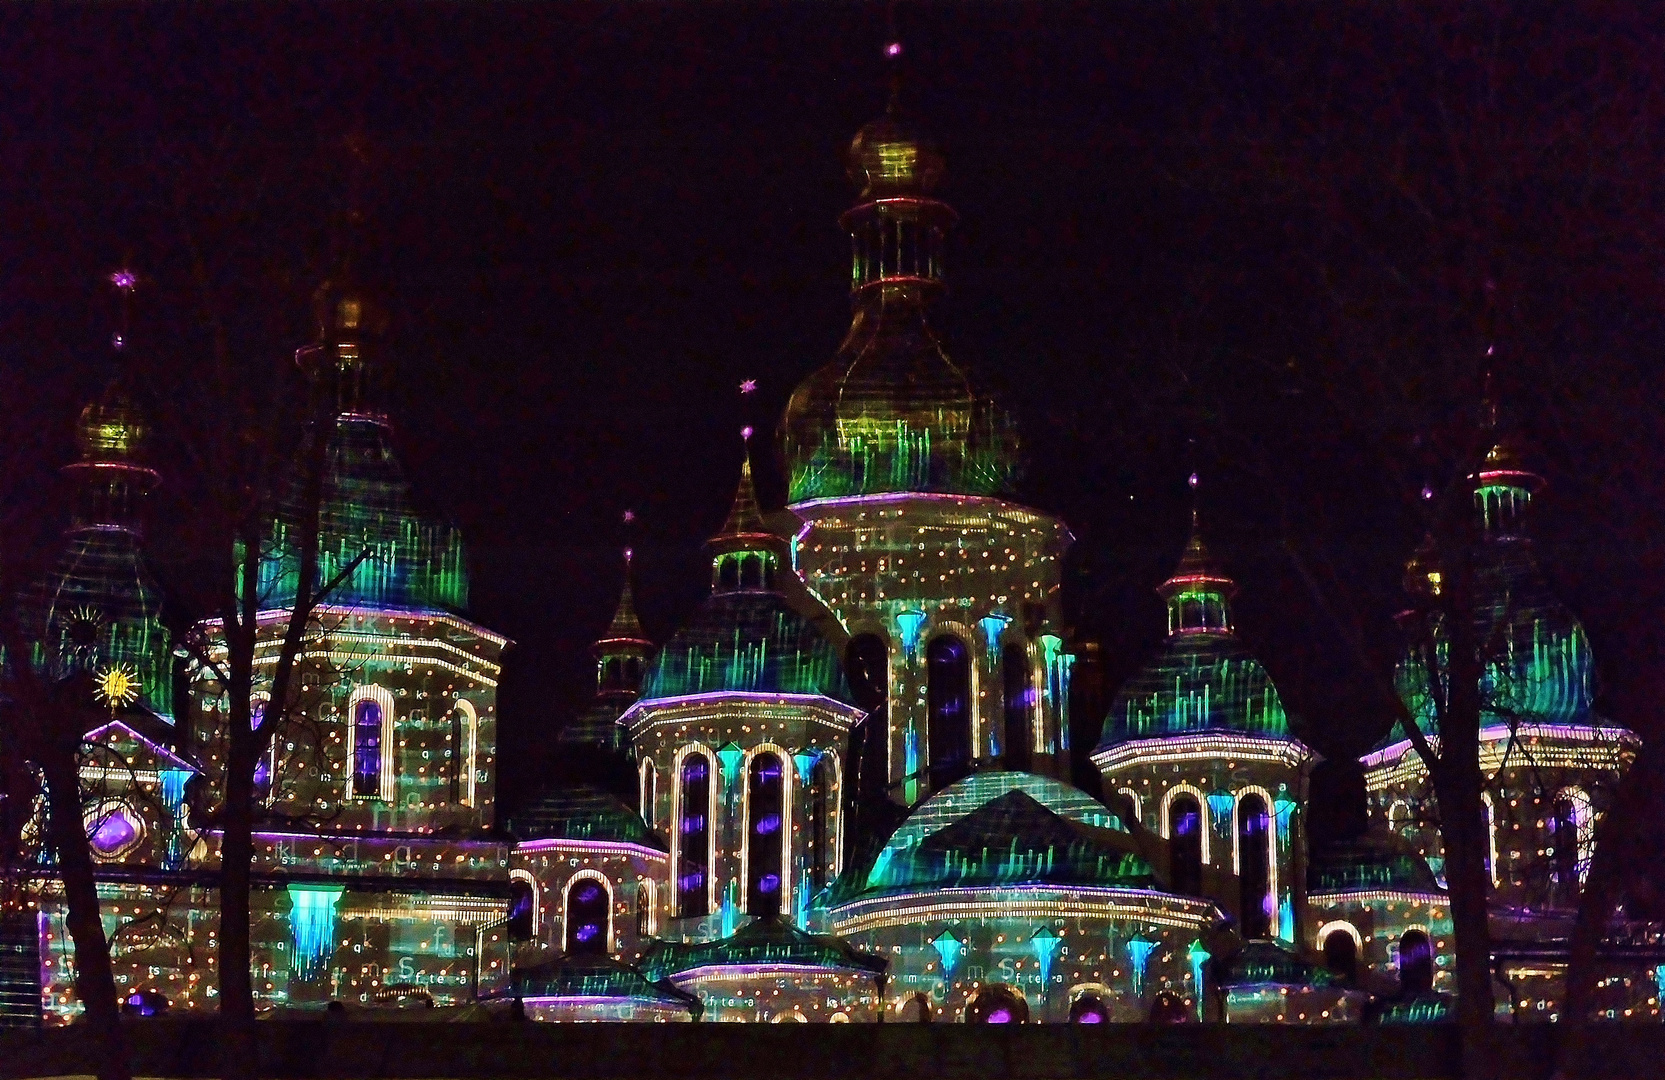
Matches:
[[91, 809, 137, 854]]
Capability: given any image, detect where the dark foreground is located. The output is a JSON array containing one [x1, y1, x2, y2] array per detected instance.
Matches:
[[4, 1019, 1663, 1079]]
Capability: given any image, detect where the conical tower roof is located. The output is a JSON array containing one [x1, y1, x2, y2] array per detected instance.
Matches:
[[1156, 509, 1236, 603], [596, 549, 651, 649]]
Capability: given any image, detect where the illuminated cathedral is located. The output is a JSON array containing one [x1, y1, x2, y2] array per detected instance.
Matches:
[[5, 59, 1653, 1028]]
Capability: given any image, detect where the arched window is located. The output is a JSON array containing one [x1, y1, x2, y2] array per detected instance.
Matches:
[[640, 760, 657, 829], [251, 699, 274, 804], [1169, 794, 1203, 895], [352, 699, 383, 799], [449, 700, 478, 806], [636, 881, 654, 938], [717, 556, 740, 591], [846, 634, 890, 806], [1398, 929, 1433, 995], [508, 877, 536, 941], [1550, 795, 1580, 904], [898, 992, 933, 1023], [1237, 793, 1271, 938], [1108, 791, 1138, 831], [565, 876, 610, 955], [927, 635, 972, 789], [1148, 991, 1189, 1023], [677, 754, 712, 917], [747, 752, 785, 917], [810, 756, 834, 890], [1323, 929, 1358, 985], [1001, 644, 1032, 772]]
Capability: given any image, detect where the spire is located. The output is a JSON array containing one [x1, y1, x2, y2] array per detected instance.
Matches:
[[1470, 368, 1544, 542], [1156, 476, 1235, 636], [66, 269, 159, 536], [592, 548, 653, 709], [713, 428, 771, 543], [299, 132, 389, 421], [598, 549, 650, 648], [840, 35, 954, 295], [708, 429, 785, 593]]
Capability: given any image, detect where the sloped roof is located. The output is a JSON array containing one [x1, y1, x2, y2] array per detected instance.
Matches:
[[640, 592, 853, 704], [506, 785, 663, 850], [511, 954, 698, 1014], [1097, 633, 1290, 749], [1219, 940, 1335, 988], [640, 916, 886, 982], [1307, 838, 1443, 894]]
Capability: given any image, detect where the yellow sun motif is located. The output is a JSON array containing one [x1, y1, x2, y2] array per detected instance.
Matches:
[[94, 664, 141, 712]]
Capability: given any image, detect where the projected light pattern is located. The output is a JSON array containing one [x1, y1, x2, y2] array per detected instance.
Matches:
[[287, 885, 345, 979]]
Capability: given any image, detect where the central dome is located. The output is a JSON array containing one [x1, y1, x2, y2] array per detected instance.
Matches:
[[780, 97, 1018, 504], [780, 323, 1019, 503]]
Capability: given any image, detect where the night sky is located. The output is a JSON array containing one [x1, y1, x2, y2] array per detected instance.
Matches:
[[1, 2, 1661, 843]]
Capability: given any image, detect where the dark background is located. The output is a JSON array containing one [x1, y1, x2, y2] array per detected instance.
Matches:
[[0, 2, 1660, 847]]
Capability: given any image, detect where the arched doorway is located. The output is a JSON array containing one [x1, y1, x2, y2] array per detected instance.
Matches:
[[1169, 794, 1203, 895], [1069, 993, 1110, 1023], [1398, 929, 1433, 995], [1323, 929, 1358, 985], [1237, 793, 1271, 938], [565, 877, 609, 956], [927, 635, 972, 789], [746, 752, 785, 917], [965, 984, 1028, 1023], [898, 992, 933, 1023]]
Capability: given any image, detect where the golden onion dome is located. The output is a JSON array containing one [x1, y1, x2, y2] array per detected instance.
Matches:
[[846, 109, 945, 199], [76, 387, 147, 463], [1402, 533, 1443, 599], [311, 275, 388, 344]]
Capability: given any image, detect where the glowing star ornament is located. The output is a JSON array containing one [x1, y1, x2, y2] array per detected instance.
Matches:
[[739, 379, 758, 394], [108, 270, 138, 292], [94, 664, 141, 712]]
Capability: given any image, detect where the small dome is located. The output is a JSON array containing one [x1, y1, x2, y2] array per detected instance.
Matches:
[[640, 592, 852, 704], [312, 276, 388, 343], [1307, 838, 1443, 895], [76, 388, 146, 463], [847, 110, 945, 199], [1389, 544, 1595, 746], [1097, 634, 1291, 748]]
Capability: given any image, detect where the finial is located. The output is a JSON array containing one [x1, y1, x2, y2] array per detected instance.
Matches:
[[741, 425, 754, 442], [108, 267, 137, 352], [739, 378, 758, 395]]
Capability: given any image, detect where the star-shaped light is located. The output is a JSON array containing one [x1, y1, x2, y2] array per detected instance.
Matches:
[[622, 509, 636, 523], [108, 270, 137, 291], [739, 379, 758, 394], [886, 41, 903, 59], [94, 664, 141, 712], [741, 425, 754, 440]]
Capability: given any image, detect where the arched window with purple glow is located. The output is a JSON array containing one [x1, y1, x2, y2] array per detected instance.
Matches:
[[564, 876, 609, 956], [927, 635, 972, 789], [747, 752, 785, 917], [352, 699, 383, 799], [810, 756, 834, 890], [677, 753, 711, 917], [1398, 929, 1433, 995], [1237, 793, 1271, 938]]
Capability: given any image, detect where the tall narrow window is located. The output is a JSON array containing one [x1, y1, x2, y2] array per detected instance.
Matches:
[[565, 877, 609, 955], [1169, 794, 1203, 895], [678, 755, 711, 917], [636, 881, 653, 938], [846, 635, 889, 803], [450, 705, 465, 803], [747, 753, 785, 918], [1238, 794, 1271, 938], [810, 757, 834, 890], [507, 878, 535, 941], [1001, 644, 1032, 772], [927, 635, 971, 789], [1398, 929, 1433, 995], [1481, 792, 1498, 886], [640, 761, 657, 830], [352, 700, 382, 799]]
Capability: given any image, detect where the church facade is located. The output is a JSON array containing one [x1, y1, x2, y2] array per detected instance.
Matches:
[[5, 68, 1653, 1029]]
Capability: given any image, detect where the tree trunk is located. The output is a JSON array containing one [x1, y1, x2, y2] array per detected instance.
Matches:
[[1436, 543, 1496, 1078], [42, 743, 131, 1080], [219, 721, 259, 1080]]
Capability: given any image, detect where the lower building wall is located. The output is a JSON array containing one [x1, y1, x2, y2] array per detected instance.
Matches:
[[1221, 985, 1366, 1023], [523, 998, 694, 1022], [28, 878, 509, 1022], [672, 969, 881, 1022]]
